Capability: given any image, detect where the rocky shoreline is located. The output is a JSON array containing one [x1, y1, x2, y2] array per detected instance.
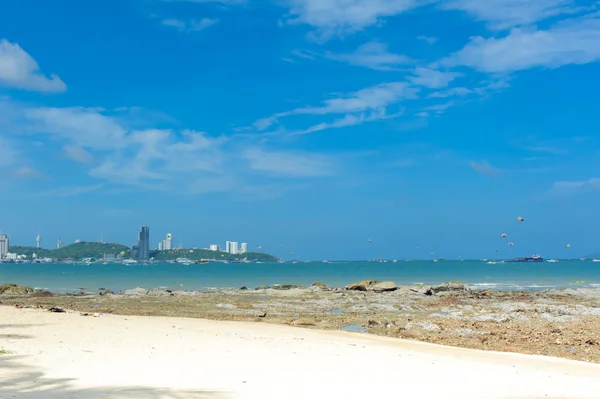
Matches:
[[3, 280, 600, 363]]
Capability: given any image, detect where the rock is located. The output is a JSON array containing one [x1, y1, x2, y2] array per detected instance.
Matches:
[[345, 280, 379, 291], [272, 284, 302, 290], [311, 282, 331, 291], [422, 281, 470, 295], [369, 281, 398, 293], [48, 307, 65, 313], [0, 284, 34, 295], [239, 286, 248, 290]]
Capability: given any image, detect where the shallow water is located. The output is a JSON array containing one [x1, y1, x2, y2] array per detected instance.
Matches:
[[1, 260, 599, 293]]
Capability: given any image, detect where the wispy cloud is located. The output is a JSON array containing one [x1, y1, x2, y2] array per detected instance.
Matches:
[[0, 39, 66, 93], [417, 35, 438, 44], [469, 160, 504, 176], [162, 18, 219, 32], [0, 136, 18, 166], [243, 148, 335, 177], [550, 177, 600, 196], [281, 0, 424, 41], [408, 67, 462, 88], [36, 184, 104, 197], [443, 15, 600, 73], [14, 166, 44, 179], [325, 41, 413, 70], [441, 0, 583, 30], [63, 145, 95, 164]]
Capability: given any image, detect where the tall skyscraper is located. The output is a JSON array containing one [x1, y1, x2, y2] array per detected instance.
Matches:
[[241, 243, 248, 254], [56, 238, 62, 249], [230, 242, 239, 255], [0, 234, 8, 259], [165, 233, 172, 250], [36, 232, 41, 248], [225, 241, 231, 253], [137, 225, 150, 260]]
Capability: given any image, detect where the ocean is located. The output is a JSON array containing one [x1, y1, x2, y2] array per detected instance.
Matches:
[[1, 260, 600, 293]]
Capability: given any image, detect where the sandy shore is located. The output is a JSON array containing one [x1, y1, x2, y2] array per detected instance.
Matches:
[[2, 306, 600, 398]]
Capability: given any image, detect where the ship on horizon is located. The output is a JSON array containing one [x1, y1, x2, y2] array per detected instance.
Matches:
[[507, 254, 544, 263]]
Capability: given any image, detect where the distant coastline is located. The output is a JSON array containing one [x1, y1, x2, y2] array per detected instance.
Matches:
[[4, 242, 277, 262]]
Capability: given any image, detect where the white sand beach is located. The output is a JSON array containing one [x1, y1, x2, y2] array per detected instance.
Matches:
[[2, 306, 600, 399]]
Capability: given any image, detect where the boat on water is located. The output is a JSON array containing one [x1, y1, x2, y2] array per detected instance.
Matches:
[[547, 259, 559, 263], [592, 259, 600, 263], [507, 254, 544, 263]]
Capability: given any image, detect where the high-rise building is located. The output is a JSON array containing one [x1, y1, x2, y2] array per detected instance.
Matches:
[[0, 234, 8, 259], [137, 225, 150, 260], [225, 241, 231, 253], [36, 232, 41, 248], [230, 242, 239, 255], [165, 234, 172, 250], [241, 243, 248, 254], [158, 241, 164, 251], [209, 244, 219, 251], [56, 238, 62, 249]]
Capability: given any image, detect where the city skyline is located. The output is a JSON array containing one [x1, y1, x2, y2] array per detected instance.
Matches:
[[1, 1, 599, 260]]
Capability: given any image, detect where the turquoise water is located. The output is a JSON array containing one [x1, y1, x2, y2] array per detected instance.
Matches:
[[1, 260, 599, 293]]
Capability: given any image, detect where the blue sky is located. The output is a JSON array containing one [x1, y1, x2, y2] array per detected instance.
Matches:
[[1, 0, 600, 260]]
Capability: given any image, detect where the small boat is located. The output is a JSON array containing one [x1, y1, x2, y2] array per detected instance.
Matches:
[[507, 254, 544, 263], [547, 259, 559, 263], [592, 259, 600, 263]]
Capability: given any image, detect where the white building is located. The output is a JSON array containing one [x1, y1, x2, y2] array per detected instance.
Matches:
[[0, 234, 8, 259], [241, 243, 248, 254], [225, 241, 231, 253], [165, 234, 172, 250], [158, 241, 164, 251], [56, 238, 62, 249], [209, 244, 219, 251], [6, 253, 17, 260], [230, 242, 239, 255]]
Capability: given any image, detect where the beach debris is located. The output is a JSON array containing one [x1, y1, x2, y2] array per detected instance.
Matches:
[[368, 281, 398, 293], [258, 312, 267, 318], [517, 216, 525, 222], [48, 307, 65, 313], [345, 280, 379, 291]]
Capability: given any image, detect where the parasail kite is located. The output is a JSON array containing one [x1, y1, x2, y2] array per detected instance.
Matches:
[[501, 233, 507, 238], [517, 216, 525, 222], [258, 246, 263, 251], [566, 244, 571, 248], [508, 242, 515, 247]]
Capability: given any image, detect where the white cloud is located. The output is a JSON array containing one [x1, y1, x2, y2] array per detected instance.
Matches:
[[244, 147, 335, 177], [417, 35, 438, 44], [291, 81, 419, 115], [63, 145, 95, 164], [441, 0, 580, 30], [469, 160, 504, 176], [428, 87, 472, 98], [36, 184, 104, 197], [325, 41, 413, 70], [408, 67, 461, 88], [162, 18, 219, 32], [443, 16, 600, 73], [550, 178, 600, 196], [14, 166, 44, 179], [0, 136, 18, 166], [291, 108, 403, 135], [0, 39, 66, 93], [282, 0, 424, 39]]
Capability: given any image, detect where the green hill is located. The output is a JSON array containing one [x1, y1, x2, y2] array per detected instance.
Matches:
[[150, 249, 277, 262], [9, 242, 130, 260]]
